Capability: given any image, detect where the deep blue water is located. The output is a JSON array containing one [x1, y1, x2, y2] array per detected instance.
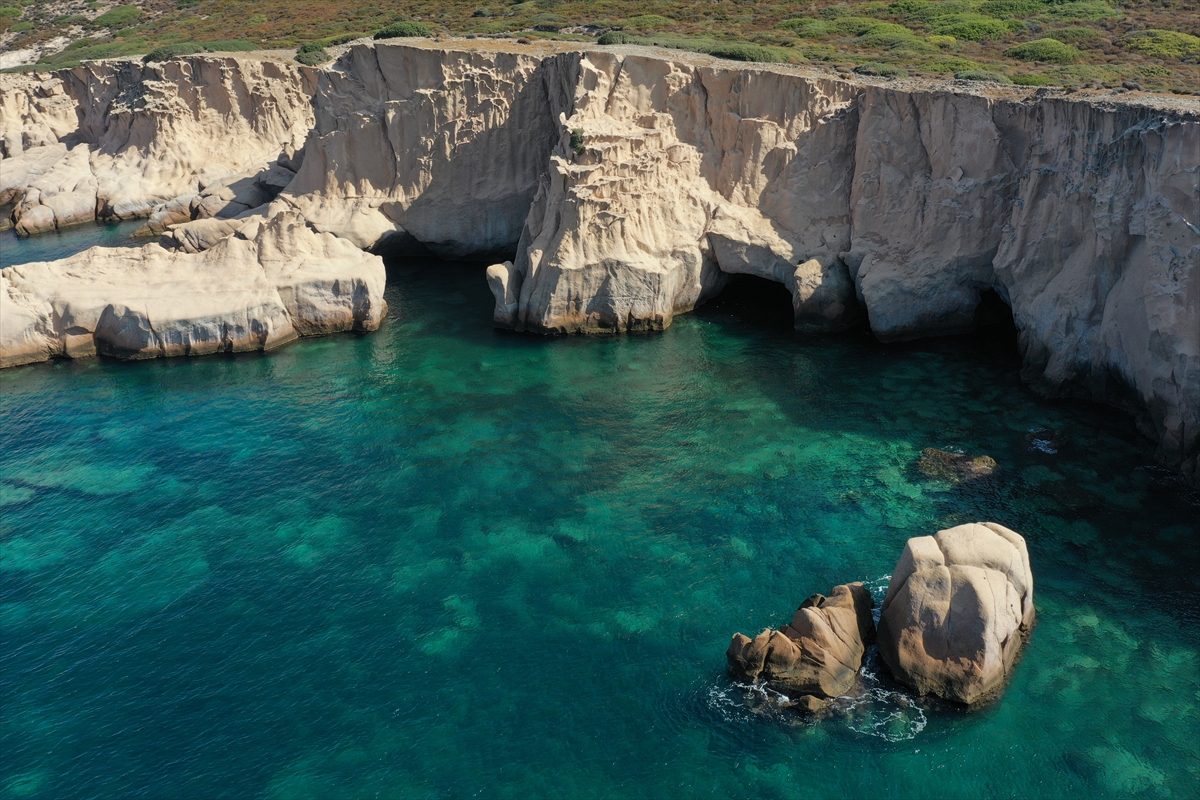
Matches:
[[1, 228, 1198, 799]]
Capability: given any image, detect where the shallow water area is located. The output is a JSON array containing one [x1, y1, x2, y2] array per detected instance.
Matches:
[[0, 219, 144, 269], [1, 229, 1198, 799]]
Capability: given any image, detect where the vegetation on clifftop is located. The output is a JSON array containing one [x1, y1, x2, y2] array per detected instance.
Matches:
[[1, 0, 1197, 93]]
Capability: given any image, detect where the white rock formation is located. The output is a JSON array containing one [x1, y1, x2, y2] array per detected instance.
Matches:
[[280, 44, 563, 255], [0, 212, 386, 367], [0, 44, 1195, 472], [876, 522, 1035, 705], [0, 57, 315, 234]]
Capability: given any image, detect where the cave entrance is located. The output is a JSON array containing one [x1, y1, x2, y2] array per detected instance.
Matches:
[[700, 273, 795, 331], [973, 289, 1019, 358]]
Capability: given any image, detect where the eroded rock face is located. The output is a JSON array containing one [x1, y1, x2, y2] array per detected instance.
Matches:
[[877, 522, 1035, 705], [282, 44, 564, 256], [727, 582, 875, 701], [0, 212, 386, 367], [0, 58, 315, 233]]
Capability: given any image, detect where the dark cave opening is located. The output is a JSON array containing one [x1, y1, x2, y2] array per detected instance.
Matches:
[[973, 288, 1019, 358], [699, 273, 795, 331]]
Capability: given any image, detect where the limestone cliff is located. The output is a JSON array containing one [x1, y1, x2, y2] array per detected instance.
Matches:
[[0, 43, 1195, 471], [0, 57, 316, 234]]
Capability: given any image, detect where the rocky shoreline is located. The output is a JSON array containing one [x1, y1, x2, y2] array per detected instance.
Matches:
[[0, 41, 1196, 476]]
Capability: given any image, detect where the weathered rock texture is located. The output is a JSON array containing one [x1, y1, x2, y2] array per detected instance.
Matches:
[[727, 582, 875, 701], [0, 57, 316, 234], [0, 44, 1196, 473], [280, 44, 563, 256], [877, 522, 1035, 705], [0, 212, 386, 368]]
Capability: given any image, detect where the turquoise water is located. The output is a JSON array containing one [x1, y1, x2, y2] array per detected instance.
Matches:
[[1, 230, 1198, 799], [1, 220, 145, 269]]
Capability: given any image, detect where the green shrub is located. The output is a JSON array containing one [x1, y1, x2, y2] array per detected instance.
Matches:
[[925, 57, 982, 72], [144, 43, 199, 62], [0, 6, 21, 18], [10, 19, 31, 30], [1005, 37, 1080, 62], [1010, 73, 1056, 85], [955, 69, 1013, 82], [702, 42, 783, 62], [929, 14, 1020, 41], [373, 21, 431, 39], [142, 39, 258, 63], [858, 22, 921, 47], [1137, 64, 1171, 77], [1038, 1, 1119, 21], [1123, 30, 1200, 59], [858, 2, 893, 16], [570, 128, 584, 155], [888, 0, 931, 14], [928, 34, 956, 46], [92, 5, 141, 28], [177, 0, 200, 7], [1045, 26, 1101, 43], [801, 43, 838, 60], [598, 31, 632, 45], [53, 14, 88, 24], [295, 47, 330, 66], [905, 1, 979, 23], [855, 61, 909, 76], [978, 0, 1045, 19], [833, 17, 887, 36], [1045, 63, 1116, 84], [531, 12, 566, 31], [819, 6, 856, 19], [777, 19, 830, 38], [624, 14, 672, 29]]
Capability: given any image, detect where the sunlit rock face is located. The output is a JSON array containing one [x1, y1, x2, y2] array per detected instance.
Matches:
[[877, 523, 1035, 706], [0, 43, 1195, 471], [0, 57, 316, 234], [727, 582, 876, 704], [1, 212, 385, 367]]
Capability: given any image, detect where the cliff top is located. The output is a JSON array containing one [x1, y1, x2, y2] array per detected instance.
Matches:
[[195, 36, 1199, 118], [3, 0, 1198, 97]]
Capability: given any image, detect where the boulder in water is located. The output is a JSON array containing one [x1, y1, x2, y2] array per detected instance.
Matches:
[[877, 522, 1034, 705], [727, 582, 875, 702]]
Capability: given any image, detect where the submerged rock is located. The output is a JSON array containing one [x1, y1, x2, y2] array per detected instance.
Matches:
[[877, 522, 1035, 705], [916, 448, 998, 481], [727, 582, 875, 703]]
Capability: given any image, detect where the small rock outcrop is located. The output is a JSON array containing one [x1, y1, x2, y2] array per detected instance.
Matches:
[[876, 522, 1035, 705], [727, 582, 875, 704], [0, 212, 386, 367], [916, 448, 999, 481]]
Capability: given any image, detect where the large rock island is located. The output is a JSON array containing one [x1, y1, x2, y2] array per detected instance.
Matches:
[[0, 40, 1196, 476], [877, 522, 1036, 705]]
